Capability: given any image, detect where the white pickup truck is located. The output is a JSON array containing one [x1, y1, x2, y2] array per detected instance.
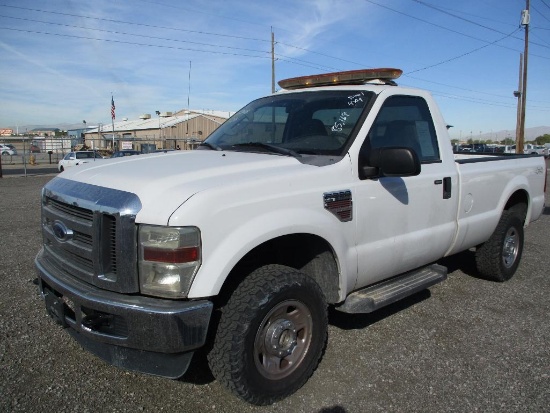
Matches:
[[36, 69, 547, 405]]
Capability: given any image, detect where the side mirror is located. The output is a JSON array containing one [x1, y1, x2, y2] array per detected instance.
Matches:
[[360, 147, 421, 179]]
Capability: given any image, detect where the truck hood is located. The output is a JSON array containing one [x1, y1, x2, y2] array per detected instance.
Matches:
[[58, 150, 310, 225]]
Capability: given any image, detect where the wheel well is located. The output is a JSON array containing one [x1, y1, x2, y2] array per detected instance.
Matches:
[[504, 190, 528, 223], [214, 234, 340, 308]]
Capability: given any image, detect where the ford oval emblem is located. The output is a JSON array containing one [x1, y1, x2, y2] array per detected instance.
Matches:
[[52, 220, 73, 242]]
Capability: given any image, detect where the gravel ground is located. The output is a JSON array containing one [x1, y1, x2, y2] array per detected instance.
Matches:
[[1, 174, 549, 413]]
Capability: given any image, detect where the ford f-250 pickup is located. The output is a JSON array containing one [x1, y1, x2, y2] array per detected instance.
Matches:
[[35, 68, 547, 405]]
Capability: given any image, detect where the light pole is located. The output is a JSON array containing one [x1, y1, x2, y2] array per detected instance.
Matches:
[[97, 123, 102, 151], [155, 110, 161, 148], [82, 120, 86, 148]]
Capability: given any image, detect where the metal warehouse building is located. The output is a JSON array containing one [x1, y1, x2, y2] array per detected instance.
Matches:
[[84, 109, 232, 152]]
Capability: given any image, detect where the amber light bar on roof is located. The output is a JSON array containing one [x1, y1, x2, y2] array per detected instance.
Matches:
[[278, 68, 403, 90]]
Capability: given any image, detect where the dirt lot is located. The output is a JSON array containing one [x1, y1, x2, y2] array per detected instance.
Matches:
[[1, 174, 549, 413]]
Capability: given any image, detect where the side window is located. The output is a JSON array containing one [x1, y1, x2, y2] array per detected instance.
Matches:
[[366, 95, 440, 163]]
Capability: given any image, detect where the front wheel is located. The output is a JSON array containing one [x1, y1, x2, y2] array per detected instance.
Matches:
[[475, 210, 524, 282], [208, 264, 328, 405]]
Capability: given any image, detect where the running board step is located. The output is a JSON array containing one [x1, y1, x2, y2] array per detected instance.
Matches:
[[336, 264, 447, 314]]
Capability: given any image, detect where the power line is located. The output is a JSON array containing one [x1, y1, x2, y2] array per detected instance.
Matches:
[[0, 3, 270, 44], [432, 91, 550, 111], [408, 2, 514, 27], [134, 0, 266, 30], [0, 24, 338, 74], [0, 3, 368, 70], [531, 30, 550, 46], [363, 0, 519, 48], [0, 27, 272, 59], [0, 14, 271, 55], [531, 3, 550, 22], [276, 40, 367, 69], [405, 28, 522, 75], [411, 0, 523, 37], [431, 92, 517, 108], [364, 0, 550, 55], [405, 73, 550, 104]]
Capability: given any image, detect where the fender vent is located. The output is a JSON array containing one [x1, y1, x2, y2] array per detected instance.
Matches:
[[323, 190, 353, 222]]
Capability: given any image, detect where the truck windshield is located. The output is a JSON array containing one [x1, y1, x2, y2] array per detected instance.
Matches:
[[202, 90, 374, 157]]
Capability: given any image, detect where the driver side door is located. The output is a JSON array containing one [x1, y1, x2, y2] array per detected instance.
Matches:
[[354, 94, 458, 288]]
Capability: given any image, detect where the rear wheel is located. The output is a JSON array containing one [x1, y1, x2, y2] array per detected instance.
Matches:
[[475, 210, 524, 282], [208, 264, 327, 405]]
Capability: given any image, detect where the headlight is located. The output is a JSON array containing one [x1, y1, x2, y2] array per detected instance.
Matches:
[[138, 225, 201, 298]]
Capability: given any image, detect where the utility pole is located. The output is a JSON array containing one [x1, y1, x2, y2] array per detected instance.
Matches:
[[270, 29, 276, 141], [514, 53, 523, 148], [271, 29, 276, 93], [517, 0, 530, 154]]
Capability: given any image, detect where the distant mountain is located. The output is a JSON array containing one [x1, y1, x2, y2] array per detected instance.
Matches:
[[7, 123, 89, 133], [522, 126, 550, 140], [475, 126, 550, 142]]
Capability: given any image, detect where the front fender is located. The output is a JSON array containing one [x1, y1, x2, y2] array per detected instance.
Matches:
[[186, 207, 356, 299]]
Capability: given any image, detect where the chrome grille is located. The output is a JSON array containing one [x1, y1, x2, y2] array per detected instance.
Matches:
[[38, 178, 142, 294], [103, 214, 118, 276], [47, 197, 93, 221]]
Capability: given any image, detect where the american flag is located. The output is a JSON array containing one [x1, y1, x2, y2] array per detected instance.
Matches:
[[111, 96, 116, 120]]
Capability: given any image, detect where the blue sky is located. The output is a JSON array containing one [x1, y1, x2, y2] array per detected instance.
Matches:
[[1, 0, 549, 140]]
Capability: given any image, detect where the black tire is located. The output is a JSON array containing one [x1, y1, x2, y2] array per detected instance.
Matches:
[[59, 166, 64, 172], [475, 210, 524, 282], [208, 264, 328, 405]]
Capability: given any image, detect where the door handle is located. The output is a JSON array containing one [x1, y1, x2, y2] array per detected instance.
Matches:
[[443, 177, 452, 199]]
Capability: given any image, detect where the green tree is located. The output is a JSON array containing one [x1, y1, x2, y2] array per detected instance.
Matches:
[[535, 134, 550, 145]]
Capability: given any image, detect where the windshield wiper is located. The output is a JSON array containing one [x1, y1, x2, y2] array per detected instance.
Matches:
[[199, 141, 222, 151], [232, 142, 301, 158]]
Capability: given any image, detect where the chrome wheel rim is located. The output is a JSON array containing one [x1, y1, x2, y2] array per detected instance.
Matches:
[[502, 226, 519, 268]]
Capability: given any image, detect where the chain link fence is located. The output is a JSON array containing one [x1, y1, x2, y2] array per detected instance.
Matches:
[[1, 135, 203, 166]]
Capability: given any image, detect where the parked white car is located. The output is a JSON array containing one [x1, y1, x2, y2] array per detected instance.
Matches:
[[504, 144, 548, 156], [524, 144, 546, 155], [58, 151, 105, 172], [0, 143, 17, 156]]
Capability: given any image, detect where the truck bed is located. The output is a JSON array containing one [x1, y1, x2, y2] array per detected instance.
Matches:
[[446, 152, 546, 256]]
